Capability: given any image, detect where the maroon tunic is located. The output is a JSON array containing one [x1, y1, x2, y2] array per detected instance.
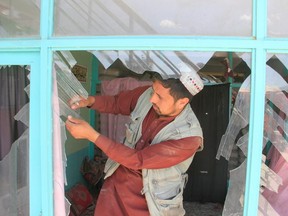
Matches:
[[90, 86, 202, 216]]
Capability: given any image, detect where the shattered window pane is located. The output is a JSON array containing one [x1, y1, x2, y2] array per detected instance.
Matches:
[[217, 53, 288, 216]]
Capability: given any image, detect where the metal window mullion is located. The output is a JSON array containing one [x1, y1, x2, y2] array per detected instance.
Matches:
[[29, 53, 44, 216], [243, 0, 267, 215], [47, 36, 255, 51], [38, 46, 54, 216], [2, 36, 288, 51], [39, 0, 55, 215], [243, 48, 266, 216]]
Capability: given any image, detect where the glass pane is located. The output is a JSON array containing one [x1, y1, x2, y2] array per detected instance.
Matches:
[[267, 0, 288, 37], [0, 65, 30, 215], [215, 52, 251, 215], [52, 51, 91, 215], [0, 0, 40, 38], [260, 53, 288, 215], [54, 0, 252, 36]]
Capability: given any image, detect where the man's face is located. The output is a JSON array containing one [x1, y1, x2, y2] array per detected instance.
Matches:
[[150, 80, 188, 117]]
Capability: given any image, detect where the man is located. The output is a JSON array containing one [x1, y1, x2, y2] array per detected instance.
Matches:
[[65, 71, 204, 216]]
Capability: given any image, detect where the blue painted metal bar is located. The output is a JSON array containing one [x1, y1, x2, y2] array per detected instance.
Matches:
[[1, 36, 288, 52], [39, 0, 55, 215], [268, 49, 288, 54], [46, 38, 288, 50], [244, 49, 266, 216], [0, 40, 40, 50], [29, 53, 44, 216], [42, 37, 258, 51], [243, 0, 267, 215], [0, 52, 37, 64], [38, 46, 54, 216]]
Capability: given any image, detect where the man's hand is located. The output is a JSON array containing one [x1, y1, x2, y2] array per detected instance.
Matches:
[[65, 116, 99, 142], [69, 96, 95, 110]]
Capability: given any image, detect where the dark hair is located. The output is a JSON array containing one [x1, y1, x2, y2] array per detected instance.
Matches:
[[151, 73, 193, 102]]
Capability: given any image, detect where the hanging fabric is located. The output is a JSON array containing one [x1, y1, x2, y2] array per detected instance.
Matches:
[[0, 66, 29, 159], [0, 65, 30, 215]]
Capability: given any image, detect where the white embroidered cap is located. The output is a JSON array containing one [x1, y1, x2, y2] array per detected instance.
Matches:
[[179, 63, 204, 96]]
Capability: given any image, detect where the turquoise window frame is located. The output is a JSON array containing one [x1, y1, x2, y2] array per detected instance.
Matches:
[[0, 51, 52, 216], [1, 0, 288, 215]]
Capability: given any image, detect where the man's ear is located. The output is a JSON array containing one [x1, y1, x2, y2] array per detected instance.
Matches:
[[178, 97, 189, 109]]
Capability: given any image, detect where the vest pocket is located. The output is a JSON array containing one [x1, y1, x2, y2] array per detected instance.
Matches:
[[125, 124, 134, 144], [155, 188, 185, 216], [125, 116, 140, 145], [154, 182, 183, 203], [152, 174, 187, 216]]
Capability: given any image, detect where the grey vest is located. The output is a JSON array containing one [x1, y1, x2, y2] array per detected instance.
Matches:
[[104, 87, 203, 216]]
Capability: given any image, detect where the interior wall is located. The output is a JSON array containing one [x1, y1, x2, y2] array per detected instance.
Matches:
[[64, 51, 94, 188], [65, 51, 93, 155]]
